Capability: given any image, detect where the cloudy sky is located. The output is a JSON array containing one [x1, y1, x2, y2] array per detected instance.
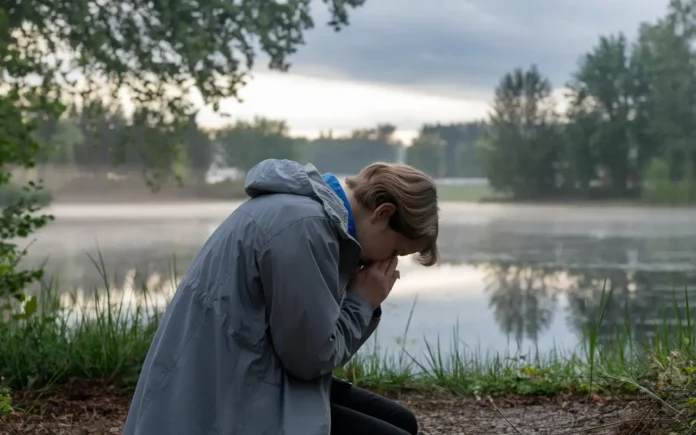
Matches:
[[198, 0, 669, 142]]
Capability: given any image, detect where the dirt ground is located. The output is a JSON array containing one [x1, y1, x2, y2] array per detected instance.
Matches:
[[0, 381, 674, 434]]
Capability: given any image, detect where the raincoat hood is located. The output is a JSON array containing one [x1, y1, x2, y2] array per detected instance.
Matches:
[[244, 159, 353, 239]]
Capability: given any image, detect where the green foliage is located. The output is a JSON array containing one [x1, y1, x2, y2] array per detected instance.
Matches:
[[306, 131, 398, 174], [0, 177, 51, 303], [569, 34, 643, 195], [562, 101, 601, 194], [480, 2, 696, 204], [645, 157, 672, 198], [406, 133, 446, 177], [480, 65, 562, 198], [0, 377, 11, 417], [3, 0, 368, 175], [0, 8, 59, 300], [420, 122, 487, 178], [0, 184, 52, 208], [350, 123, 397, 142], [644, 158, 696, 204], [35, 117, 86, 165], [455, 135, 488, 179], [216, 117, 301, 170], [184, 118, 213, 184]]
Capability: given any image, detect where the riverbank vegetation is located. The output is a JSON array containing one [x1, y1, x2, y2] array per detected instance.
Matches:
[[1, 263, 696, 433]]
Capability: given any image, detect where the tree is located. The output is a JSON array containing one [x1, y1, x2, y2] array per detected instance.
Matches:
[[350, 123, 397, 143], [374, 123, 397, 143], [307, 126, 399, 173], [184, 117, 213, 186], [421, 122, 488, 177], [480, 66, 562, 198], [568, 34, 646, 195], [47, 121, 85, 166], [216, 117, 299, 171], [406, 133, 446, 177], [73, 102, 130, 169], [4, 0, 367, 178], [32, 115, 85, 166], [633, 17, 696, 200], [562, 102, 601, 195], [0, 1, 368, 299], [457, 122, 488, 178]]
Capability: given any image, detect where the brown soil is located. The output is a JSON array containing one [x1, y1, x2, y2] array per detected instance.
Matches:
[[0, 381, 676, 435]]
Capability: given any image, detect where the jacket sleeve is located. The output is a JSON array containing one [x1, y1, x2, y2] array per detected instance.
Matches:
[[356, 307, 381, 352], [257, 216, 375, 380]]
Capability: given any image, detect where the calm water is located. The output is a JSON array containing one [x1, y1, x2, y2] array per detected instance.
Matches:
[[22, 202, 696, 357]]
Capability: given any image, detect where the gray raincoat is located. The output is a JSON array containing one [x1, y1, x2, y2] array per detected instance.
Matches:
[[122, 159, 380, 435]]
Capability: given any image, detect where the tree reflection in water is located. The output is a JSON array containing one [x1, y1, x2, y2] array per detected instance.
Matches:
[[460, 222, 696, 352], [479, 262, 560, 345]]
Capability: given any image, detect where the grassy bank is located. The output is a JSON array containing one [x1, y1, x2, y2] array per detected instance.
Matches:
[[1, 266, 696, 432]]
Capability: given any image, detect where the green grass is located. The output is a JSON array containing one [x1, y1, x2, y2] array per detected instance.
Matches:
[[2, 260, 696, 430]]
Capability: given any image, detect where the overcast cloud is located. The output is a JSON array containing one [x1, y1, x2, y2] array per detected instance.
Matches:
[[277, 0, 669, 98]]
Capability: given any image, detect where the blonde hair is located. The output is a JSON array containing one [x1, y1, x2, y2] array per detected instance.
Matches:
[[345, 162, 439, 266]]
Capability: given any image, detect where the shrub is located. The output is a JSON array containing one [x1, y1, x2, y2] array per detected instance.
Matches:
[[643, 157, 696, 204], [0, 184, 52, 208]]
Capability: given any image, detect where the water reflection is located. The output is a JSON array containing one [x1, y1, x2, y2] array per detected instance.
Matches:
[[467, 223, 696, 353], [482, 263, 561, 344], [18, 203, 696, 356], [565, 268, 696, 350]]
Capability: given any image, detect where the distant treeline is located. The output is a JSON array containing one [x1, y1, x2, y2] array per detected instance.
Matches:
[[25, 3, 696, 204], [30, 104, 487, 181]]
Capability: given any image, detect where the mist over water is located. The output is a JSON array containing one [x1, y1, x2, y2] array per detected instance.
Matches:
[[24, 202, 696, 358]]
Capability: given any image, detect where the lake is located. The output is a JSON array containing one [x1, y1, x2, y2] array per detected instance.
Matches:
[[21, 201, 696, 358]]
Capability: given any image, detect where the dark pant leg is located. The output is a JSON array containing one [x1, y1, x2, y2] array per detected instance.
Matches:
[[330, 404, 412, 435], [330, 378, 418, 435]]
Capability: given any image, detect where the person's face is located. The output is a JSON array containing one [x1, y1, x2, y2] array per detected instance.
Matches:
[[355, 203, 426, 264]]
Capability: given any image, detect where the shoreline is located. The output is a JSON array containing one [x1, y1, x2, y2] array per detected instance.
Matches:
[[479, 197, 696, 209], [43, 194, 696, 211], [39, 200, 696, 227]]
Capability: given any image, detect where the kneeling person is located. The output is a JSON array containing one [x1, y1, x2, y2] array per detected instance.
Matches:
[[123, 159, 439, 435]]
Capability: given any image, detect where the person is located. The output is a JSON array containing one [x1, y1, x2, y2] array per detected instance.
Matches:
[[123, 159, 440, 435]]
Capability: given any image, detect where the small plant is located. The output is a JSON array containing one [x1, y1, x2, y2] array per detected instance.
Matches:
[[0, 88, 58, 303], [0, 377, 12, 416]]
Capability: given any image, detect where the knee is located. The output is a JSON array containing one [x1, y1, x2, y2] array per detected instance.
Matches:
[[399, 408, 418, 435]]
